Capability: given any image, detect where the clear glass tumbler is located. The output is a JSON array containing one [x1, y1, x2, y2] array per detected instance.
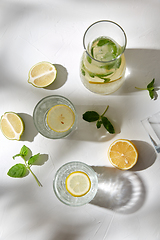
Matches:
[[33, 95, 77, 139], [53, 161, 98, 206], [141, 111, 160, 153], [80, 20, 127, 94]]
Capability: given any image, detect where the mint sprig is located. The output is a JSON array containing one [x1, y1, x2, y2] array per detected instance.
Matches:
[[8, 145, 42, 187], [82, 106, 115, 134], [135, 78, 155, 99]]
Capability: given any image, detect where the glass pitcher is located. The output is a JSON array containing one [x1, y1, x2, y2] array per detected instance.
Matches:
[[80, 20, 127, 95]]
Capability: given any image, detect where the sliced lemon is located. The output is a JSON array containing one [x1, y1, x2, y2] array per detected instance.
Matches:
[[108, 139, 138, 170], [28, 61, 57, 88], [46, 104, 75, 132], [0, 112, 24, 140], [66, 171, 91, 197]]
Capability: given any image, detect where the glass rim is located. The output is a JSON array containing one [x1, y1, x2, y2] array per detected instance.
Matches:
[[33, 94, 76, 111], [83, 20, 127, 64], [54, 161, 96, 175]]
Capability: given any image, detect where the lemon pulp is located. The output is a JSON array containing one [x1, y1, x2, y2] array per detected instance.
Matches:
[[0, 112, 24, 140], [108, 139, 138, 170], [28, 61, 57, 88], [46, 104, 75, 133], [65, 171, 91, 197]]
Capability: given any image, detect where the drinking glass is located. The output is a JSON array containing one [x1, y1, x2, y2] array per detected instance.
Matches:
[[141, 112, 160, 153], [53, 161, 98, 206], [80, 20, 127, 94], [33, 95, 77, 139]]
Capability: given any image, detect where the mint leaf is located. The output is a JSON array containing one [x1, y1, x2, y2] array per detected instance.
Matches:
[[100, 57, 121, 70], [147, 78, 154, 90], [83, 106, 115, 134], [97, 39, 109, 46], [149, 89, 154, 99], [20, 145, 29, 157], [147, 79, 155, 99], [96, 72, 113, 78], [96, 120, 102, 129], [88, 72, 113, 80], [87, 55, 92, 64], [135, 78, 156, 100], [116, 57, 121, 68], [104, 62, 115, 70], [7, 164, 27, 178], [28, 153, 40, 165], [91, 47, 94, 57], [89, 73, 95, 78], [83, 111, 100, 122], [81, 69, 85, 76], [101, 117, 115, 134], [13, 145, 30, 160], [103, 78, 110, 83]]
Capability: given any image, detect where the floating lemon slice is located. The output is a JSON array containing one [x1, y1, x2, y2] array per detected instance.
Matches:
[[28, 61, 57, 88], [0, 112, 24, 140], [66, 171, 91, 197], [108, 139, 138, 170], [46, 104, 75, 132]]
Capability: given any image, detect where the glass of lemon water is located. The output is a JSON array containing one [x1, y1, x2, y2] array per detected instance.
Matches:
[[53, 161, 98, 206], [80, 20, 127, 95], [33, 95, 77, 139]]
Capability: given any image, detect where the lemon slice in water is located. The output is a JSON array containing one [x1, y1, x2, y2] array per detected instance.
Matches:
[[28, 61, 57, 88], [0, 112, 24, 140], [47, 104, 75, 132], [66, 171, 91, 197]]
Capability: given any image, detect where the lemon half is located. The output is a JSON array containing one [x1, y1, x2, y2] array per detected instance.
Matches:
[[0, 112, 24, 140], [28, 61, 57, 88], [47, 104, 75, 133], [66, 171, 91, 197], [108, 139, 138, 170]]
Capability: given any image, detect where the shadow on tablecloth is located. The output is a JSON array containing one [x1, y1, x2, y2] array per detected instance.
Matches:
[[90, 166, 146, 214]]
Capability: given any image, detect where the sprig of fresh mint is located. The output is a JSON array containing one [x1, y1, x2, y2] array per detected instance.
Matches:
[[82, 106, 115, 134], [7, 145, 42, 187], [135, 78, 155, 99]]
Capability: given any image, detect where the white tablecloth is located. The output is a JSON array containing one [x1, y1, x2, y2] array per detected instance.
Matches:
[[0, 0, 160, 239]]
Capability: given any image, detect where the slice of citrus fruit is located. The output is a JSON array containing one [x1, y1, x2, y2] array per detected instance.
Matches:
[[46, 104, 75, 132], [108, 139, 138, 170], [0, 112, 24, 140], [28, 61, 57, 88], [66, 171, 91, 197]]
